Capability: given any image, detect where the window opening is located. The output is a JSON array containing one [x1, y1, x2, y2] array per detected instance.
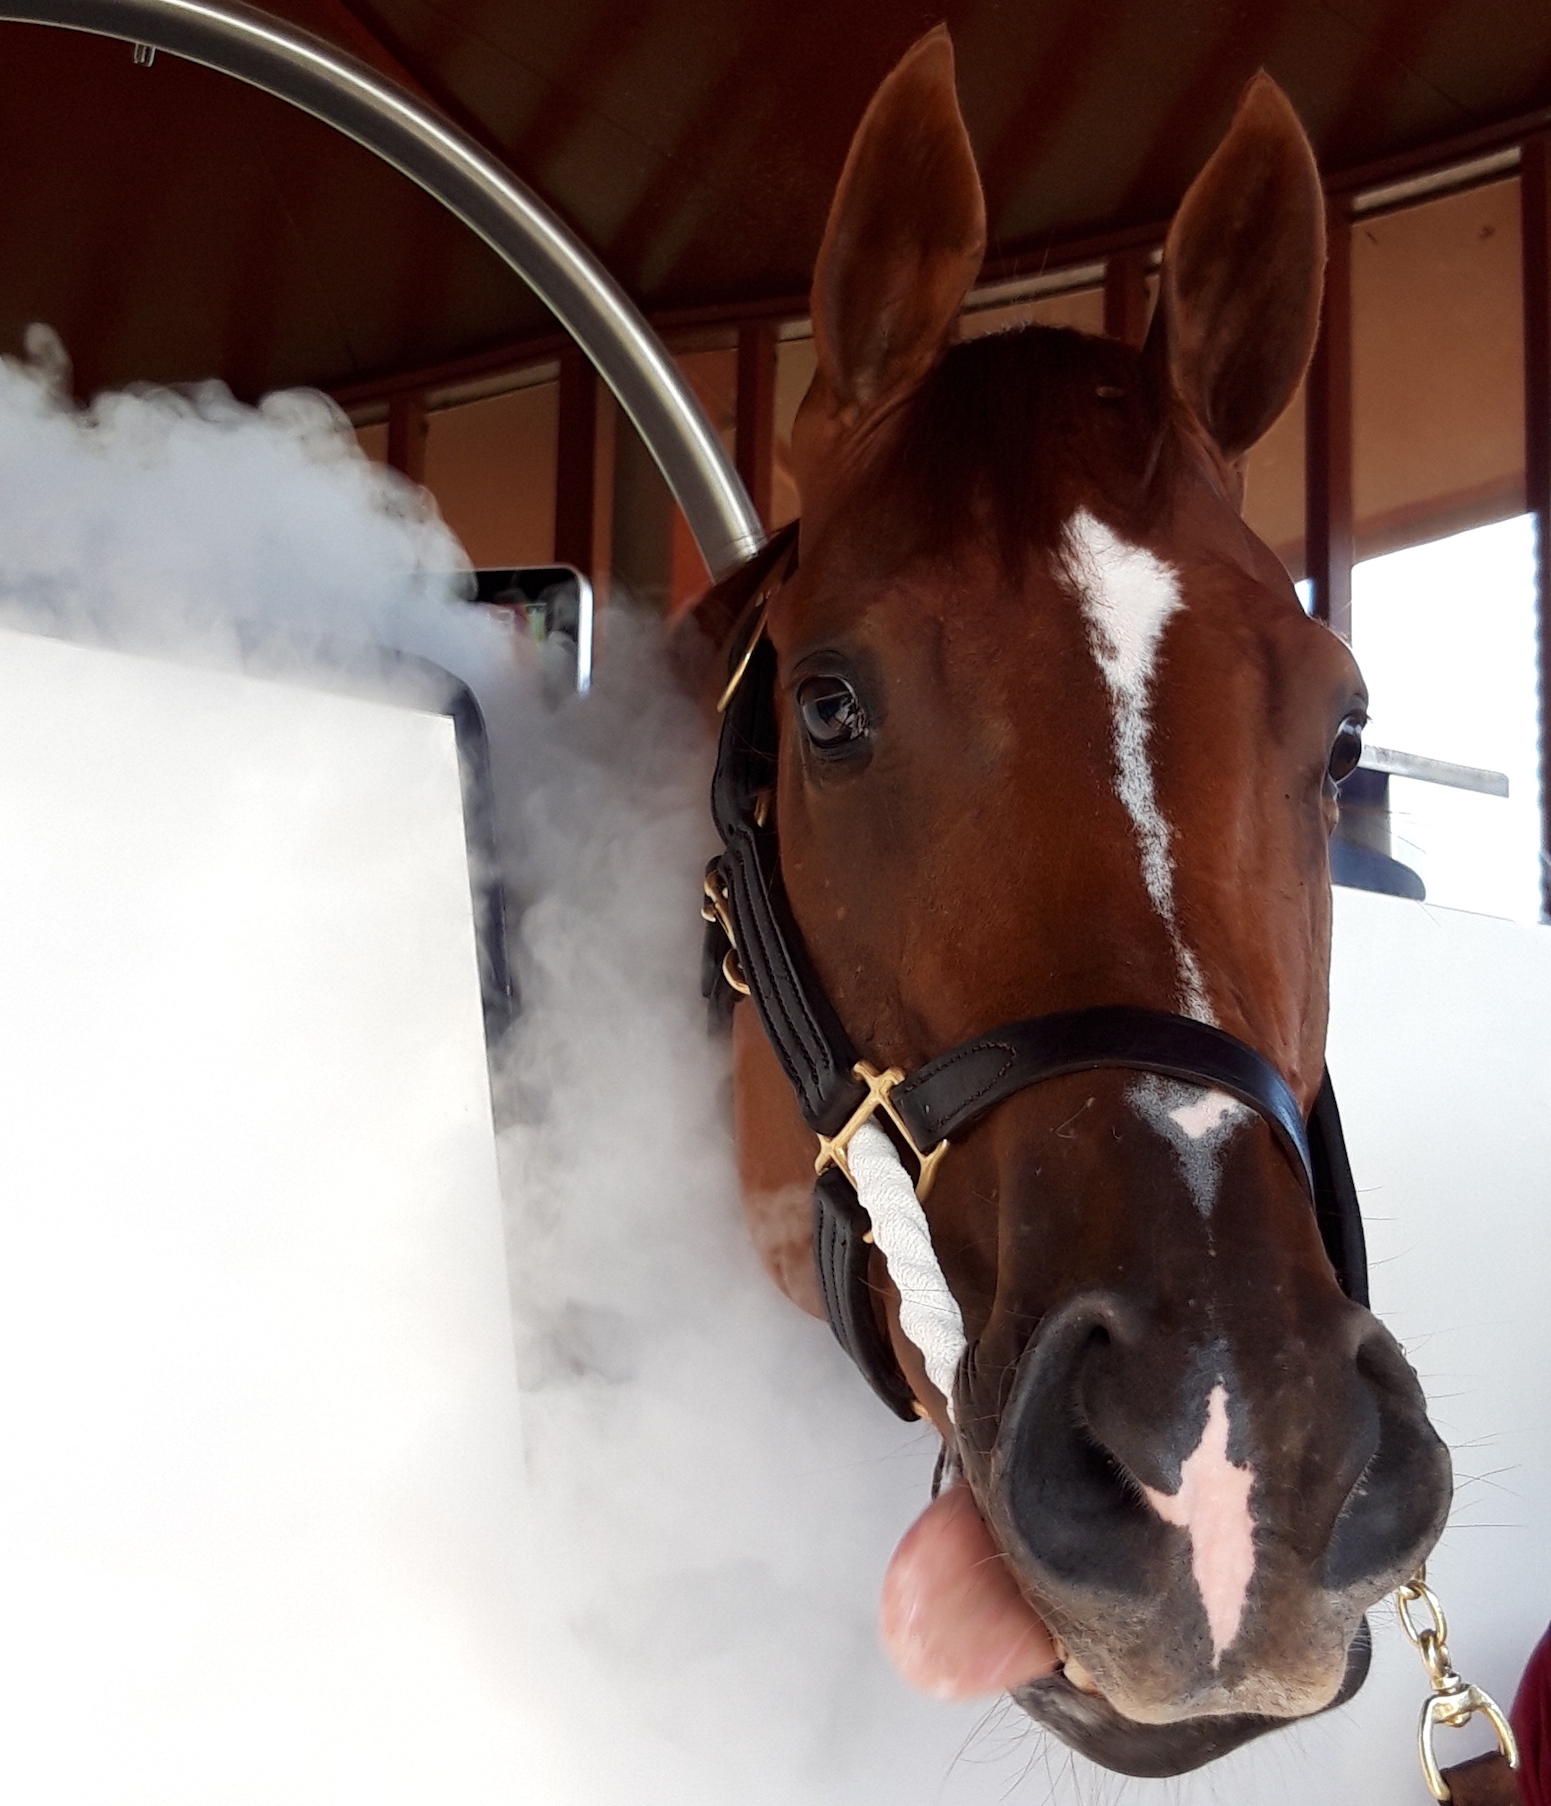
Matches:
[[1347, 514, 1540, 922]]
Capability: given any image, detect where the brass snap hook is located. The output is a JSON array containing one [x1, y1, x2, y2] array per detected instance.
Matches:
[[1396, 1569, 1519, 1801]]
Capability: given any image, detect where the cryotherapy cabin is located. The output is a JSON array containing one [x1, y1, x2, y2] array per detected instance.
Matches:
[[0, 621, 565, 1798]]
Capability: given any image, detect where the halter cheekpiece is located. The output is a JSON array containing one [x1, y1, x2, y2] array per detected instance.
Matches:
[[702, 542, 1368, 1422]]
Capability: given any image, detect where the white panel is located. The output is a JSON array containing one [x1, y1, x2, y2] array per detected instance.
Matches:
[[1317, 888, 1551, 1795], [0, 628, 563, 1803]]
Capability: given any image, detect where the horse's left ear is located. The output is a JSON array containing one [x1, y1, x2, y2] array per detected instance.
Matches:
[[1146, 73, 1325, 464]]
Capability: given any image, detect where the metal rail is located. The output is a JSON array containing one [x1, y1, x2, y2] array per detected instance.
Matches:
[[1359, 745, 1510, 798], [0, 0, 765, 578]]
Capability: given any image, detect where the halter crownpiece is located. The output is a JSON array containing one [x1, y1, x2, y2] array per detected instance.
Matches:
[[702, 546, 1368, 1422]]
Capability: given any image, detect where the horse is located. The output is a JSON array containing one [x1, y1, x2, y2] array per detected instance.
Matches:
[[686, 28, 1451, 1778]]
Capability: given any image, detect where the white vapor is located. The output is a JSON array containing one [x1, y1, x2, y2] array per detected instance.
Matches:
[[0, 337, 1030, 1804]]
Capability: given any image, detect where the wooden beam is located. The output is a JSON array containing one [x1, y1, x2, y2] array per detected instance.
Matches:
[[385, 391, 427, 484], [1103, 252, 1150, 346], [735, 323, 777, 528], [325, 110, 1551, 423], [332, 336, 567, 413], [554, 345, 598, 575], [1522, 135, 1551, 920], [610, 414, 674, 613], [1305, 197, 1354, 639]]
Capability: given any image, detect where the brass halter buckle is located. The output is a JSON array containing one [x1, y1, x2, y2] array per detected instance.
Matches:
[[1396, 1569, 1520, 1801], [813, 1061, 948, 1201], [701, 868, 750, 997], [704, 872, 949, 1198]]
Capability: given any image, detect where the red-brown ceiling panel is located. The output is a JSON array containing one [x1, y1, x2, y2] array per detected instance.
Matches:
[[0, 0, 1544, 398]]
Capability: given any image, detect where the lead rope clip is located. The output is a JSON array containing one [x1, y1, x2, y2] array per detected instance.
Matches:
[[1396, 1568, 1519, 1801]]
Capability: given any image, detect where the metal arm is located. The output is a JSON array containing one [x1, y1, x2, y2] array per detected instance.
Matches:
[[0, 0, 765, 578]]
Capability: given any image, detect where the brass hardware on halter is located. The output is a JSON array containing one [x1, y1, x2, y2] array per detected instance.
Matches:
[[701, 868, 750, 996], [813, 1061, 949, 1200], [1396, 1568, 1519, 1801]]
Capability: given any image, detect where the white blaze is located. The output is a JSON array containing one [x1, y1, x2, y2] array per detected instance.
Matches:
[[1063, 509, 1213, 1024], [1141, 1384, 1257, 1663]]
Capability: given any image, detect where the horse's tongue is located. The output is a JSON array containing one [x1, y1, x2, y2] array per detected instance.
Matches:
[[879, 1482, 1058, 1698]]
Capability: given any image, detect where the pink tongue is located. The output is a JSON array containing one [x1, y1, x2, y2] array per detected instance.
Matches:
[[879, 1483, 1058, 1699]]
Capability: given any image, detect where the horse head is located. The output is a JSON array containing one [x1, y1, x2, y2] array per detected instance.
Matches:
[[695, 28, 1451, 1777]]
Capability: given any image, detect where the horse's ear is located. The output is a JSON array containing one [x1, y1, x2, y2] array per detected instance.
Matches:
[[808, 27, 985, 419], [1146, 73, 1324, 464]]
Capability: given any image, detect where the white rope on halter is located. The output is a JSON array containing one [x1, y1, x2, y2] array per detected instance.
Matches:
[[847, 1120, 967, 1420]]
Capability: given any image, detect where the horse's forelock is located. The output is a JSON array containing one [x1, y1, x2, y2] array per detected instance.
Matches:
[[860, 324, 1183, 578]]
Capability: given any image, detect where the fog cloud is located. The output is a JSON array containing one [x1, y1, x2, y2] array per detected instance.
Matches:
[[0, 341, 1030, 1804]]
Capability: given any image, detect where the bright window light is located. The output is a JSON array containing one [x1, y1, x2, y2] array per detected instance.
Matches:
[[1349, 514, 1543, 922]]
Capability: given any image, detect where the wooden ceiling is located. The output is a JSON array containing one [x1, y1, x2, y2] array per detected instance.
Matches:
[[0, 0, 1548, 400]]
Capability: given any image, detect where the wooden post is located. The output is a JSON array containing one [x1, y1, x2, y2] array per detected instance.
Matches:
[[735, 323, 778, 529], [1522, 136, 1551, 920], [1306, 197, 1354, 640], [385, 391, 427, 484], [609, 414, 675, 613], [1103, 251, 1150, 347], [554, 345, 598, 576]]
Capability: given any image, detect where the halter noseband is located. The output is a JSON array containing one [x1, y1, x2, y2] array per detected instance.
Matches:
[[702, 548, 1368, 1422]]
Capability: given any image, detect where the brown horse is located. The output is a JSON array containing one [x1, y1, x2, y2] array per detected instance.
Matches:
[[689, 30, 1450, 1778]]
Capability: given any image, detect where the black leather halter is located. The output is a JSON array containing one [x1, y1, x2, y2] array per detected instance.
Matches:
[[702, 560, 1368, 1422]]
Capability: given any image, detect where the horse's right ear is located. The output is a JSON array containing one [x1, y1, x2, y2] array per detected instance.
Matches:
[[806, 28, 985, 428], [1146, 73, 1325, 466]]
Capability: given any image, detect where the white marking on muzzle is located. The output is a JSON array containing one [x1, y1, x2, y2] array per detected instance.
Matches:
[[1141, 1383, 1257, 1664], [1063, 509, 1213, 1025], [1131, 1079, 1249, 1216], [1168, 1089, 1243, 1140], [848, 1120, 966, 1418]]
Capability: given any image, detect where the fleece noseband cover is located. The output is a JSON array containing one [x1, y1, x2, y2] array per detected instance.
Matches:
[[704, 590, 1369, 1422]]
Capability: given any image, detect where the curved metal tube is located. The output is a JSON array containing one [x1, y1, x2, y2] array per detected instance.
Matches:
[[0, 0, 764, 577]]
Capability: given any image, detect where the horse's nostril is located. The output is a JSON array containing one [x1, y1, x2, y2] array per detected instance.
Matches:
[[1324, 1326, 1452, 1595], [989, 1296, 1159, 1597]]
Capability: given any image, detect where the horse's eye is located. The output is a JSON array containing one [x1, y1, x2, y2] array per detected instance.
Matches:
[[1328, 715, 1365, 786], [797, 674, 868, 749]]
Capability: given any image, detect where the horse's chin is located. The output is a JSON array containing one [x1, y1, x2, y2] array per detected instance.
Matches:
[[1012, 1618, 1373, 1779]]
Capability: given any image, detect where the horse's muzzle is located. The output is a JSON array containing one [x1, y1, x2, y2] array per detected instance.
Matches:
[[963, 1289, 1450, 1748], [1013, 1619, 1373, 1777]]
